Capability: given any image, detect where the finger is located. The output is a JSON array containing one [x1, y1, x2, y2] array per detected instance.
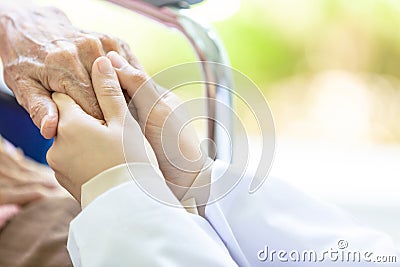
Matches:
[[14, 79, 58, 139], [93, 32, 143, 70], [0, 186, 46, 205], [91, 56, 127, 124], [52, 93, 94, 127], [95, 33, 121, 55], [107, 51, 160, 117], [90, 33, 131, 69], [91, 34, 137, 110], [65, 71, 104, 122], [75, 34, 105, 74], [106, 51, 148, 96]]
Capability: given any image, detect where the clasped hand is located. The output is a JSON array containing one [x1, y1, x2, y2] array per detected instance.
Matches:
[[0, 1, 140, 139], [47, 53, 208, 202]]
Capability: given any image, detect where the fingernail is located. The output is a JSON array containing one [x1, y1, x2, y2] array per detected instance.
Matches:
[[108, 52, 126, 69], [97, 57, 114, 74]]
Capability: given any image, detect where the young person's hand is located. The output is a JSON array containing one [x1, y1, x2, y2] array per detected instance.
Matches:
[[46, 57, 157, 201], [106, 52, 209, 200]]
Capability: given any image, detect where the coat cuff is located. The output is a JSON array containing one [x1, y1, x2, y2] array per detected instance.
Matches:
[[81, 163, 163, 209]]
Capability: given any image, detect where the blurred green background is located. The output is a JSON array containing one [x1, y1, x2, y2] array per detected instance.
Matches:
[[34, 0, 400, 144], [36, 0, 400, 84]]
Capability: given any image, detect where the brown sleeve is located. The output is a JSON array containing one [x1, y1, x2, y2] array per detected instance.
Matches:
[[0, 197, 81, 267]]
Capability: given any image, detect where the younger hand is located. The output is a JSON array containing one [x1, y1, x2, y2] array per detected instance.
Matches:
[[46, 57, 157, 201], [107, 52, 208, 200]]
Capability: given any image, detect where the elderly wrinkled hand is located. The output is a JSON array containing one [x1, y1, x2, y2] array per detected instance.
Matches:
[[0, 1, 140, 139]]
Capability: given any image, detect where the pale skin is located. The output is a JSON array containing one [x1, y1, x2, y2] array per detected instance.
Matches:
[[46, 56, 158, 200], [107, 52, 208, 200], [0, 51, 208, 209], [47, 55, 209, 202]]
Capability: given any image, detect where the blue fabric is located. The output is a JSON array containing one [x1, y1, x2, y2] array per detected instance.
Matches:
[[0, 91, 52, 164]]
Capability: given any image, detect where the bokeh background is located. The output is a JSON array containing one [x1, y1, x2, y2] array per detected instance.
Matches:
[[26, 0, 400, 246]]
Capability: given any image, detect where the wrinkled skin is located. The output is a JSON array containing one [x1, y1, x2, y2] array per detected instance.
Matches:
[[0, 1, 139, 138], [46, 57, 158, 201], [0, 136, 67, 206], [0, 2, 207, 203]]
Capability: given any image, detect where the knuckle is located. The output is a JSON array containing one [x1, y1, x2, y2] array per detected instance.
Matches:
[[61, 77, 91, 95], [46, 48, 78, 65], [45, 51, 92, 93], [80, 35, 103, 52], [99, 34, 119, 50]]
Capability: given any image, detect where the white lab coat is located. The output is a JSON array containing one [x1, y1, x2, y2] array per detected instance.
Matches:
[[68, 160, 399, 266]]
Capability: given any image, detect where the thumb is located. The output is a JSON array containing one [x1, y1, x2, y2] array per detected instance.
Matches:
[[13, 79, 58, 139], [91, 56, 127, 125], [52, 93, 89, 126], [107, 51, 162, 120]]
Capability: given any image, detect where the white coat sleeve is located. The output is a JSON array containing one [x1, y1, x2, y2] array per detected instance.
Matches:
[[67, 163, 238, 267], [205, 160, 400, 266]]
